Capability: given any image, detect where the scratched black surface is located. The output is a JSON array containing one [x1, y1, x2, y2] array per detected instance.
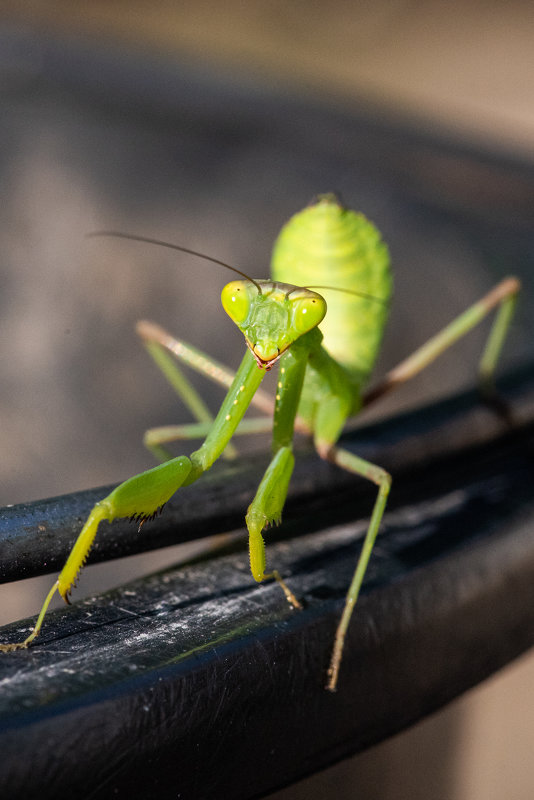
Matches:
[[0, 367, 533, 799]]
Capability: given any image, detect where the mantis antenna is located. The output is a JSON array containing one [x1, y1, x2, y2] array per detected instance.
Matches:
[[87, 231, 264, 293], [286, 284, 389, 305], [88, 232, 387, 305]]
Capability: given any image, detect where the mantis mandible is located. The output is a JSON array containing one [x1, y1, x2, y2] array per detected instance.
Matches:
[[0, 194, 520, 691]]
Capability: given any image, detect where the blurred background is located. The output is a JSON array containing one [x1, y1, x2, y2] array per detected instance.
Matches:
[[1, 2, 534, 798]]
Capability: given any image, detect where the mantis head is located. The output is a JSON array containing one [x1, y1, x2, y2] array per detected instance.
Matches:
[[221, 280, 326, 370]]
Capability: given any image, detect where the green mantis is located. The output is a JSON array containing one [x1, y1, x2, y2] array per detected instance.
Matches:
[[0, 194, 520, 691]]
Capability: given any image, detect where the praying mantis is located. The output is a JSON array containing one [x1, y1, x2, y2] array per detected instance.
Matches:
[[0, 194, 520, 691]]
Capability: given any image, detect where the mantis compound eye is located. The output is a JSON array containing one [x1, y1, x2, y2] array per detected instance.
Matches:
[[221, 281, 251, 324], [291, 294, 327, 336]]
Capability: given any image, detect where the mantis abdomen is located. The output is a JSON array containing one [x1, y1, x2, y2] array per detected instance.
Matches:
[[270, 195, 392, 388]]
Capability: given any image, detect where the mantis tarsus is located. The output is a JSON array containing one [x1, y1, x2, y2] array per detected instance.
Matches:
[[0, 194, 520, 692]]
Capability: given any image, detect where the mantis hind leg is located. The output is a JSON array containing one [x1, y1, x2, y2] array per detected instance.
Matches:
[[363, 276, 520, 410]]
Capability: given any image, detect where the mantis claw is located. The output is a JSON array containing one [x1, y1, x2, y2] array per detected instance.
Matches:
[[0, 641, 29, 653], [268, 570, 302, 610]]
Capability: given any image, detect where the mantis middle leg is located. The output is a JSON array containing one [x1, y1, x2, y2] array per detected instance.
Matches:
[[137, 320, 275, 460]]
